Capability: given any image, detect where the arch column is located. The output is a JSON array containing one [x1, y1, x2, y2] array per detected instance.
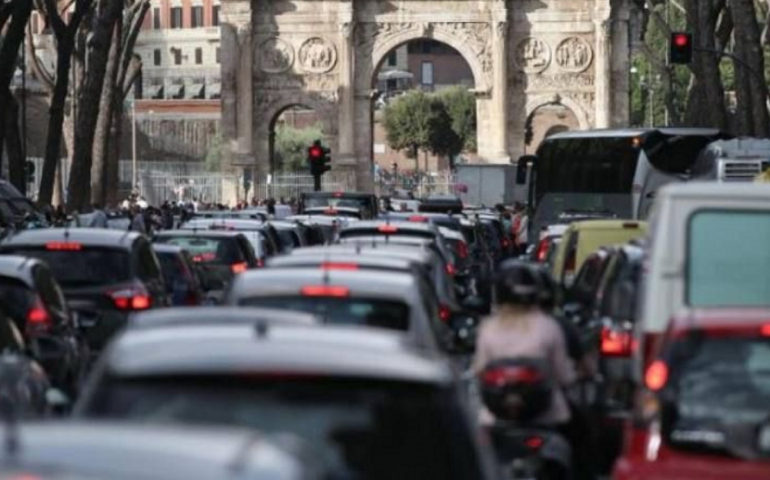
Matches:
[[337, 16, 357, 165], [486, 19, 510, 163]]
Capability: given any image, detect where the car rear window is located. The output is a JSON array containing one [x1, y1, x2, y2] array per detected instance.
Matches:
[[156, 253, 192, 284], [0, 277, 34, 325], [158, 237, 245, 264], [6, 248, 131, 288], [240, 297, 410, 331], [85, 376, 479, 480], [688, 211, 770, 307], [664, 336, 770, 452]]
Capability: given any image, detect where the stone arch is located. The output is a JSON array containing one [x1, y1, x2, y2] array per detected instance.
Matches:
[[525, 94, 590, 130], [367, 27, 488, 91]]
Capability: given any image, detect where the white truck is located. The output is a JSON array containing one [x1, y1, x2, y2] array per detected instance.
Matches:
[[696, 137, 770, 182]]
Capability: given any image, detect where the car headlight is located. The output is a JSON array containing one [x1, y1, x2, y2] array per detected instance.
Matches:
[[758, 423, 770, 453]]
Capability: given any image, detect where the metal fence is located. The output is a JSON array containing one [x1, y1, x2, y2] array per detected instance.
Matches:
[[375, 170, 459, 198]]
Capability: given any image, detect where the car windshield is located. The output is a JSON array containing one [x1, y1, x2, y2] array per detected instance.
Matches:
[[0, 278, 34, 325], [305, 196, 370, 211], [240, 297, 410, 331], [157, 237, 244, 264], [6, 248, 131, 288], [688, 211, 770, 307], [85, 376, 477, 480], [666, 336, 770, 449], [340, 228, 435, 241]]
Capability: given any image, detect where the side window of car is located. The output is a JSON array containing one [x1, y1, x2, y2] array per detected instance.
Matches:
[[238, 237, 256, 264], [34, 265, 67, 319], [135, 241, 162, 282], [0, 312, 24, 353]]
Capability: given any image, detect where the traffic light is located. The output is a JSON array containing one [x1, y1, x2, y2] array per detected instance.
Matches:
[[307, 140, 331, 177], [670, 32, 693, 64]]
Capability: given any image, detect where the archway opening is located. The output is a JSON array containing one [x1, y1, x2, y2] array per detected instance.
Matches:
[[269, 105, 325, 175], [371, 39, 477, 194], [524, 103, 580, 154]]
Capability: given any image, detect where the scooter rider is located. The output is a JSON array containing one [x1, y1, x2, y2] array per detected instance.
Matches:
[[473, 260, 576, 428]]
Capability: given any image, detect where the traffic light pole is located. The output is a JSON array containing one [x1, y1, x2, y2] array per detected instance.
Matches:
[[313, 174, 322, 192]]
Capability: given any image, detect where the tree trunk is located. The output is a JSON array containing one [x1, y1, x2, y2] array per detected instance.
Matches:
[[38, 37, 74, 205], [731, 0, 770, 137], [4, 94, 25, 194], [92, 23, 122, 205], [67, 0, 124, 211]]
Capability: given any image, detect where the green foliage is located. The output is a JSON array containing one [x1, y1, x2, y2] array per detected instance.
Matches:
[[274, 122, 324, 172], [205, 133, 222, 172], [382, 90, 463, 164], [436, 86, 477, 152]]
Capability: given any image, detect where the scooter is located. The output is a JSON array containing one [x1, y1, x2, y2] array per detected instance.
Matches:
[[479, 358, 573, 480]]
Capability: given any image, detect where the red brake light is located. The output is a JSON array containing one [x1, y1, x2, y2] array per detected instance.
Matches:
[[320, 262, 359, 271], [108, 285, 152, 311], [481, 366, 541, 386], [300, 285, 349, 297], [445, 263, 456, 276], [439, 304, 451, 323], [192, 252, 215, 263], [26, 299, 52, 333], [645, 360, 668, 391], [45, 241, 82, 251], [535, 239, 549, 262], [456, 241, 469, 259], [600, 326, 636, 357], [762, 324, 770, 337], [377, 225, 398, 233], [525, 436, 544, 450], [332, 192, 343, 198], [231, 262, 248, 274], [408, 215, 427, 222]]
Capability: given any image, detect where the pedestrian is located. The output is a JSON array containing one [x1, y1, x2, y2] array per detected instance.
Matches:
[[129, 205, 146, 234], [87, 203, 109, 228]]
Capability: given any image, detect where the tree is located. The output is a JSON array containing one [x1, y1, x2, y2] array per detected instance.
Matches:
[[382, 90, 462, 170], [274, 123, 323, 172], [436, 86, 477, 152]]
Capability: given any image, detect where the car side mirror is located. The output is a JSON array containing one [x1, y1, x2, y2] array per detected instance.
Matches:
[[446, 313, 479, 354], [516, 155, 536, 185]]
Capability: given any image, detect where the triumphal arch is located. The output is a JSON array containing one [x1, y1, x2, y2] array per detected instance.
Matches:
[[220, 0, 631, 191]]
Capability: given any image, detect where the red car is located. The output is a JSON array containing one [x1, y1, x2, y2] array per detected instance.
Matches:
[[613, 309, 770, 480]]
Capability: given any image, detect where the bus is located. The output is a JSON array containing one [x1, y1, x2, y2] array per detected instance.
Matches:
[[519, 128, 737, 237]]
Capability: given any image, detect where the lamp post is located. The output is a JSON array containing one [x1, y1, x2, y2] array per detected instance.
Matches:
[[131, 97, 137, 190]]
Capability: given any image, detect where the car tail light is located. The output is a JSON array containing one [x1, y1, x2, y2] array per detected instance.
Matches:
[[378, 225, 398, 233], [762, 324, 770, 337], [108, 285, 152, 311], [456, 241, 468, 259], [320, 262, 359, 271], [535, 239, 549, 262], [408, 215, 427, 222], [26, 299, 52, 333], [645, 360, 668, 391], [300, 285, 349, 297], [231, 262, 248, 274], [525, 436, 544, 451], [481, 366, 541, 386], [445, 263, 456, 276], [600, 326, 636, 357], [192, 252, 215, 263], [45, 241, 81, 251], [439, 305, 451, 323]]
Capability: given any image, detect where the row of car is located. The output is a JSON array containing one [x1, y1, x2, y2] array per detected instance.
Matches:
[[530, 183, 770, 479]]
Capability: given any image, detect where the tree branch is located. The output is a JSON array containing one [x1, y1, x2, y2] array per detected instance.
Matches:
[[25, 24, 55, 92], [42, 0, 66, 37], [122, 54, 141, 98]]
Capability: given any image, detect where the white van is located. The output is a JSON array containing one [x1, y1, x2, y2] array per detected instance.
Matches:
[[639, 182, 770, 365]]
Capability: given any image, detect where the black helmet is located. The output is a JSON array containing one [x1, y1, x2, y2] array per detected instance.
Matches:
[[479, 358, 553, 422], [495, 260, 542, 307]]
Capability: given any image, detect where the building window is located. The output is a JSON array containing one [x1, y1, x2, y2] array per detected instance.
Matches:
[[153, 8, 161, 29], [216, 47, 221, 64], [153, 49, 161, 66], [191, 6, 203, 28], [172, 49, 182, 65], [421, 61, 434, 86], [386, 51, 397, 67], [195, 48, 203, 64], [170, 7, 183, 29], [212, 5, 220, 26]]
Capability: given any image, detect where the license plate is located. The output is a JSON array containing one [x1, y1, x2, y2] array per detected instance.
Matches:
[[74, 311, 99, 328]]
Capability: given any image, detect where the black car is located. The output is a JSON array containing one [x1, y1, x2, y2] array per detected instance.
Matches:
[[153, 230, 258, 294], [152, 244, 206, 306], [75, 322, 498, 480], [0, 256, 89, 396], [0, 229, 167, 352]]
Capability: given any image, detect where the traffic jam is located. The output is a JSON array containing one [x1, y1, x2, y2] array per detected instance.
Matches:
[[0, 128, 769, 480]]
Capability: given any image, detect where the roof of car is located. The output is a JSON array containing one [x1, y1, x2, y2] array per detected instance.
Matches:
[[180, 219, 267, 229], [154, 230, 248, 239], [670, 309, 770, 336], [293, 243, 439, 264], [3, 422, 310, 480], [658, 181, 770, 200], [0, 255, 41, 284], [564, 220, 647, 232], [0, 228, 142, 250], [543, 128, 725, 141], [341, 221, 436, 233], [267, 253, 417, 271], [128, 307, 318, 330], [302, 192, 375, 199], [104, 323, 451, 382], [229, 268, 419, 299], [151, 244, 185, 255]]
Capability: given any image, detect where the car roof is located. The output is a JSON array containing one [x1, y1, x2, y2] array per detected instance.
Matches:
[[180, 219, 266, 229], [4, 422, 310, 480], [0, 228, 141, 250], [0, 255, 41, 284], [341, 221, 436, 233], [302, 192, 374, 199], [437, 227, 464, 241], [267, 253, 416, 271], [287, 244, 438, 262], [670, 309, 770, 336], [543, 128, 726, 141], [566, 220, 647, 232], [154, 230, 248, 239], [105, 323, 451, 383], [128, 307, 319, 330], [658, 181, 770, 201], [151, 244, 185, 255], [229, 268, 418, 298]]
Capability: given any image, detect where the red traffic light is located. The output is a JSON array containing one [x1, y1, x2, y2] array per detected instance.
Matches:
[[673, 33, 689, 47], [308, 145, 323, 160]]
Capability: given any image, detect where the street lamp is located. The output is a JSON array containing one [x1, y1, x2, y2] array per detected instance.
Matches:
[[131, 97, 137, 191]]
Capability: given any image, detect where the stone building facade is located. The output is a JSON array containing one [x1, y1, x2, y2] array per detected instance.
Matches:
[[220, 0, 631, 192]]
